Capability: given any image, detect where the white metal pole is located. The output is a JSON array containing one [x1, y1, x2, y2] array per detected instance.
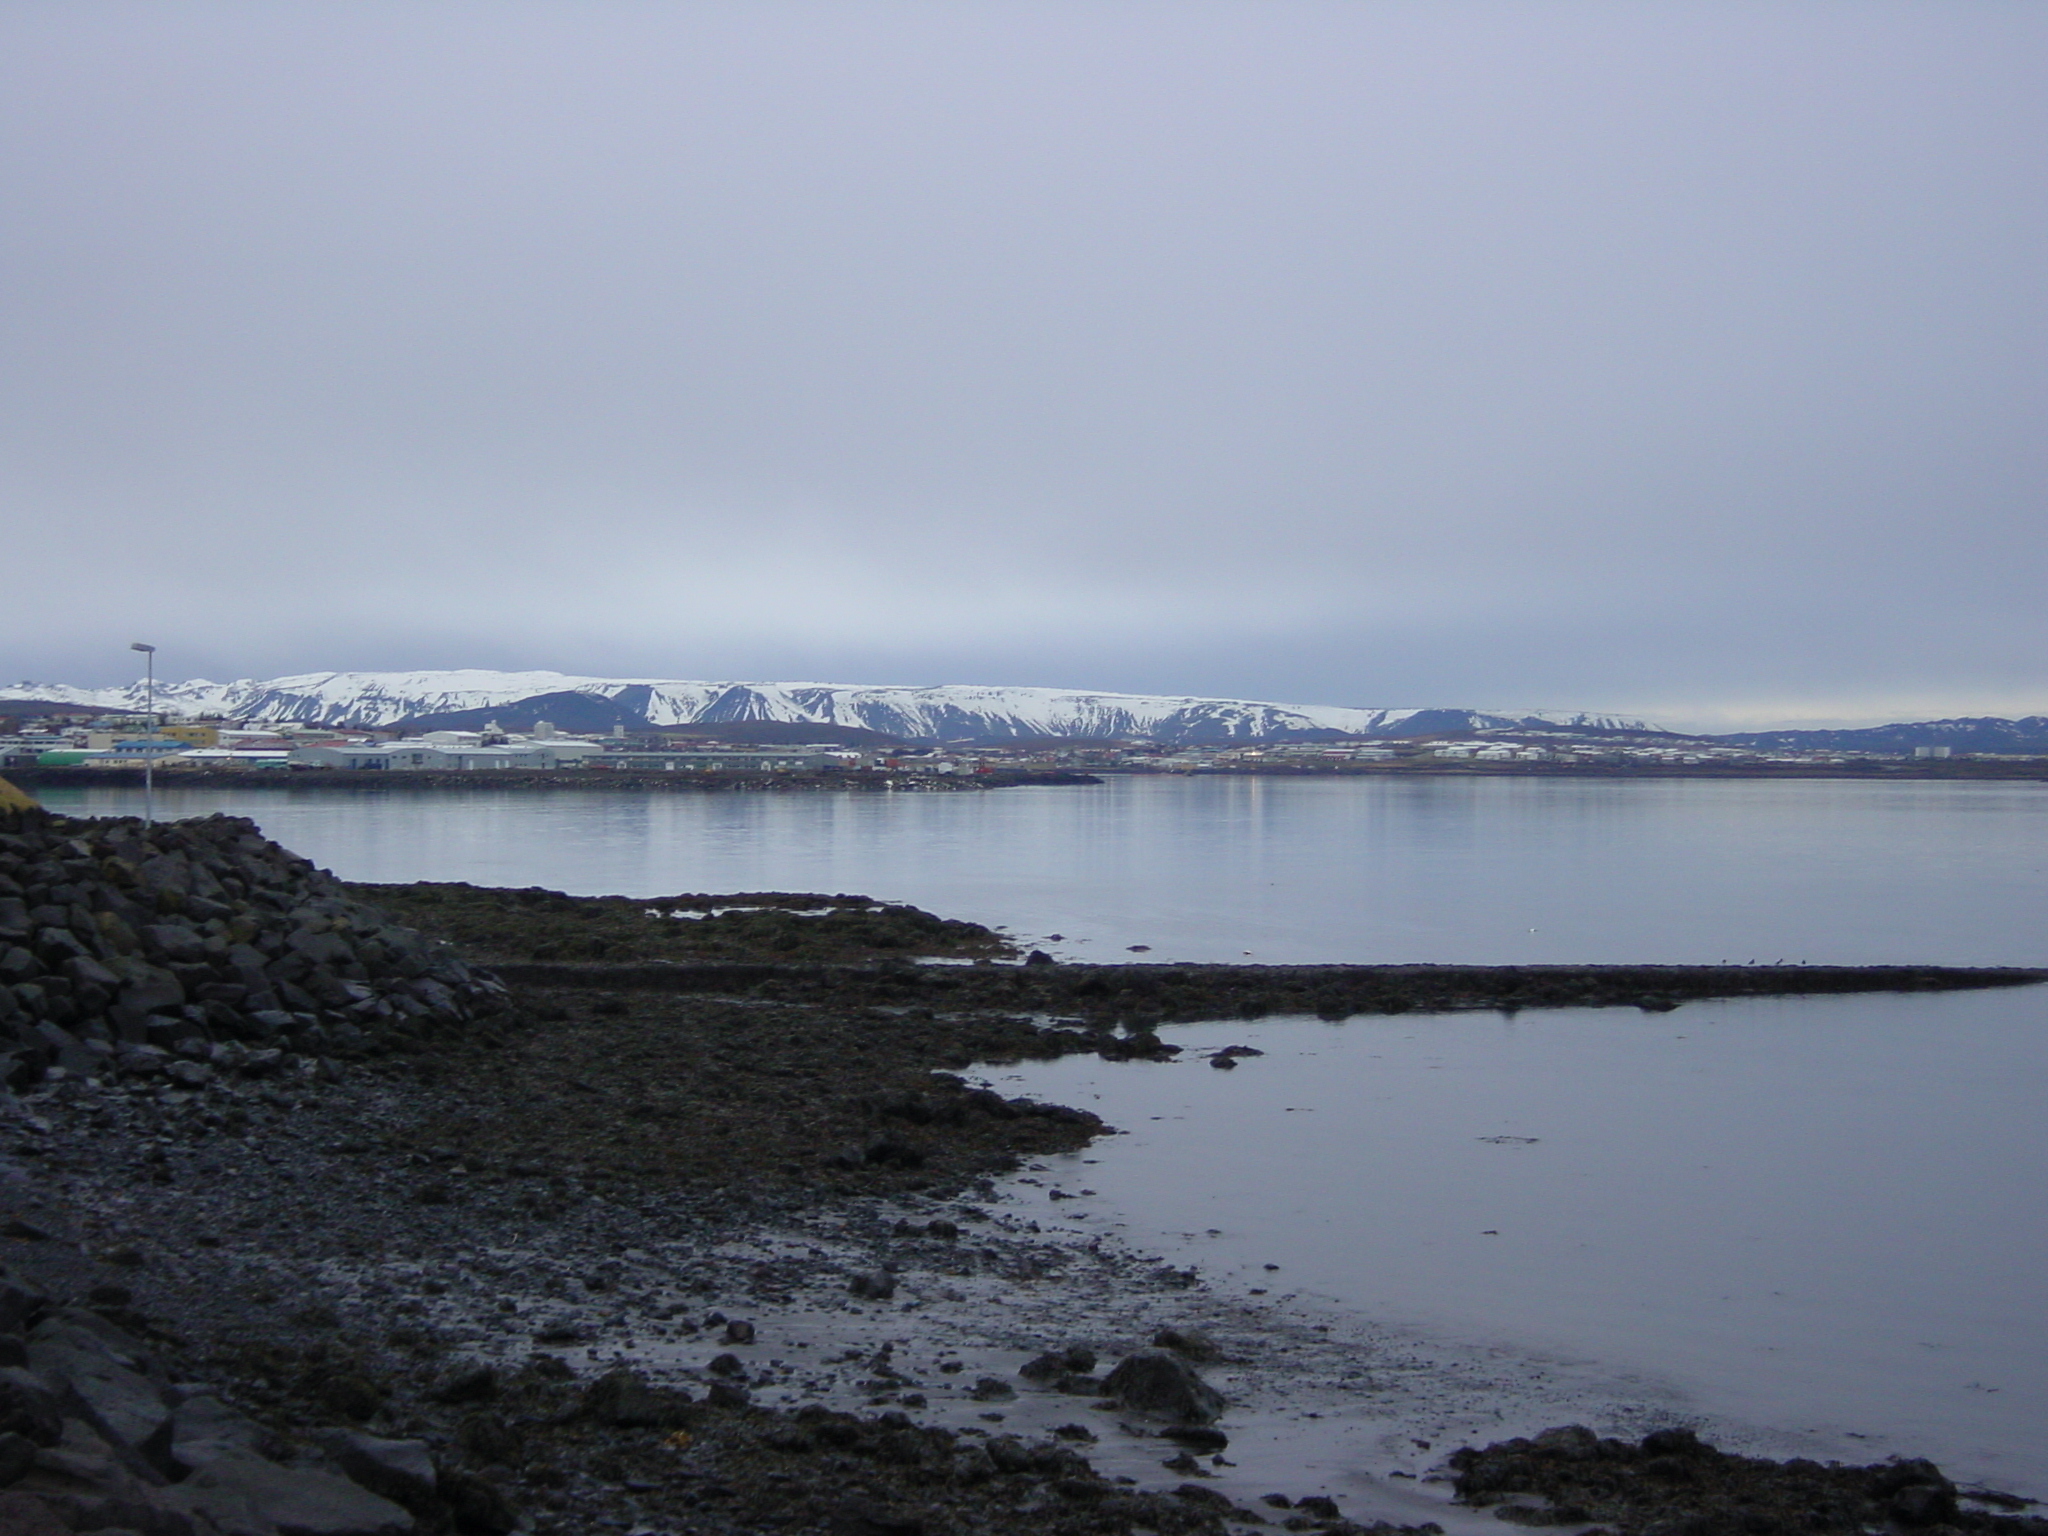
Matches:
[[131, 642, 156, 826]]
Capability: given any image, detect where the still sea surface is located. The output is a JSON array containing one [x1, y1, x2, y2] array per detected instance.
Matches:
[[40, 775, 2048, 1496]]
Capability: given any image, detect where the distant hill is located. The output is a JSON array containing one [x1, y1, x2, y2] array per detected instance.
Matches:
[[1715, 717, 2048, 755], [0, 670, 1647, 745], [0, 700, 103, 723], [387, 690, 907, 746], [386, 689, 649, 736]]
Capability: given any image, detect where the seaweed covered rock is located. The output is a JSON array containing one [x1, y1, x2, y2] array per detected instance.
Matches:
[[0, 813, 508, 1082], [1447, 1425, 2034, 1534]]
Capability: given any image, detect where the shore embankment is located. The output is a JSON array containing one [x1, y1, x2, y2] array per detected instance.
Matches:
[[5, 768, 1102, 794], [1, 797, 2043, 1535]]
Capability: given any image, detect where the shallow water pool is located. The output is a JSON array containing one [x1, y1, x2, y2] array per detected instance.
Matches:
[[987, 985, 2048, 1497]]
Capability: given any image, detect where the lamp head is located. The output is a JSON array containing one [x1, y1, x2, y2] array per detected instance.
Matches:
[[130, 642, 155, 654]]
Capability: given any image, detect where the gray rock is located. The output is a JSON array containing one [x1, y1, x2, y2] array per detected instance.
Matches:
[[312, 1432, 435, 1512], [29, 1027, 92, 1077], [1019, 1346, 1096, 1381], [703, 1380, 749, 1409], [166, 1451, 413, 1536], [426, 1366, 497, 1406], [948, 1446, 996, 1483], [1531, 1424, 1600, 1461], [0, 1429, 36, 1487], [241, 1044, 289, 1075], [581, 1370, 691, 1429], [63, 957, 123, 992], [287, 931, 354, 968], [167, 1397, 268, 1473], [433, 1469, 517, 1535], [0, 1369, 64, 1447], [1150, 1326, 1222, 1363], [0, 1284, 49, 1338], [0, 1489, 68, 1536], [529, 1314, 588, 1345], [115, 1046, 171, 1078], [163, 1061, 213, 1090], [24, 1325, 171, 1470], [1101, 1350, 1225, 1424], [847, 1270, 896, 1300], [13, 1416, 163, 1527], [140, 927, 205, 964], [116, 973, 184, 1018]]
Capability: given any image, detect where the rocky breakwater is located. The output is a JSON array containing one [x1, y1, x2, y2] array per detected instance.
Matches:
[[0, 1253, 515, 1536], [0, 799, 509, 1093]]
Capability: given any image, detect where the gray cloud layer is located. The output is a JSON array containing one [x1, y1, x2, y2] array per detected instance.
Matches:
[[4, 1, 2043, 728]]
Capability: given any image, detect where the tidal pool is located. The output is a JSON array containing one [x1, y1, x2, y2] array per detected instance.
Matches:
[[983, 985, 2048, 1499]]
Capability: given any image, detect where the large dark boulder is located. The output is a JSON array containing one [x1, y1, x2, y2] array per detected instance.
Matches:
[[1100, 1350, 1225, 1424]]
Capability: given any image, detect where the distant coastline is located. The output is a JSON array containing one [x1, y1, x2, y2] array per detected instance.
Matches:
[[4, 765, 1104, 792], [8, 757, 2042, 792]]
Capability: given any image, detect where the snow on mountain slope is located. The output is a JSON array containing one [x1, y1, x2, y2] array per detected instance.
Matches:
[[0, 670, 1648, 742]]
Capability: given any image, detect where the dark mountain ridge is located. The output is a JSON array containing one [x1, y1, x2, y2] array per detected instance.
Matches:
[[1714, 716, 2048, 755]]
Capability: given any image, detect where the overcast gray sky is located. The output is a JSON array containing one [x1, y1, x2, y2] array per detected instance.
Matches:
[[4, 1, 2042, 729]]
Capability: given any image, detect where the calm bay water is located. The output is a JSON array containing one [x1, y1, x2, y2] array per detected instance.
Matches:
[[998, 990, 2048, 1497], [37, 774, 2048, 1491], [35, 773, 2048, 964]]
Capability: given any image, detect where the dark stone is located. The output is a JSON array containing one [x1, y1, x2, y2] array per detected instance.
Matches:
[[0, 1369, 63, 1446], [313, 1372, 384, 1421], [1019, 1346, 1096, 1382], [317, 1431, 437, 1513], [831, 1501, 925, 1535], [1149, 1326, 1222, 1363], [1531, 1425, 1599, 1461], [0, 1284, 49, 1336], [429, 1365, 499, 1405], [848, 1271, 896, 1300], [1639, 1427, 1705, 1458], [583, 1370, 692, 1429], [0, 1430, 35, 1486], [0, 1376, 52, 1458], [436, 1468, 520, 1535], [454, 1411, 520, 1464], [1889, 1481, 1957, 1526], [1101, 1350, 1225, 1424], [0, 1491, 68, 1536]]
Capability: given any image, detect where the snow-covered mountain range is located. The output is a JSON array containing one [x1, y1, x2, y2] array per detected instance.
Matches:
[[0, 670, 1648, 743]]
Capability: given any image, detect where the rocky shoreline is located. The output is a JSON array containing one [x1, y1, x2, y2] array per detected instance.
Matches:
[[1, 794, 2043, 1535]]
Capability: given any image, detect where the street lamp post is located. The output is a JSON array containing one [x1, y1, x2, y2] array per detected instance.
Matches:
[[130, 642, 156, 826]]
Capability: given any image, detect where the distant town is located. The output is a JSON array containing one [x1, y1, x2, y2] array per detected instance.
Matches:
[[3, 703, 2042, 785]]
